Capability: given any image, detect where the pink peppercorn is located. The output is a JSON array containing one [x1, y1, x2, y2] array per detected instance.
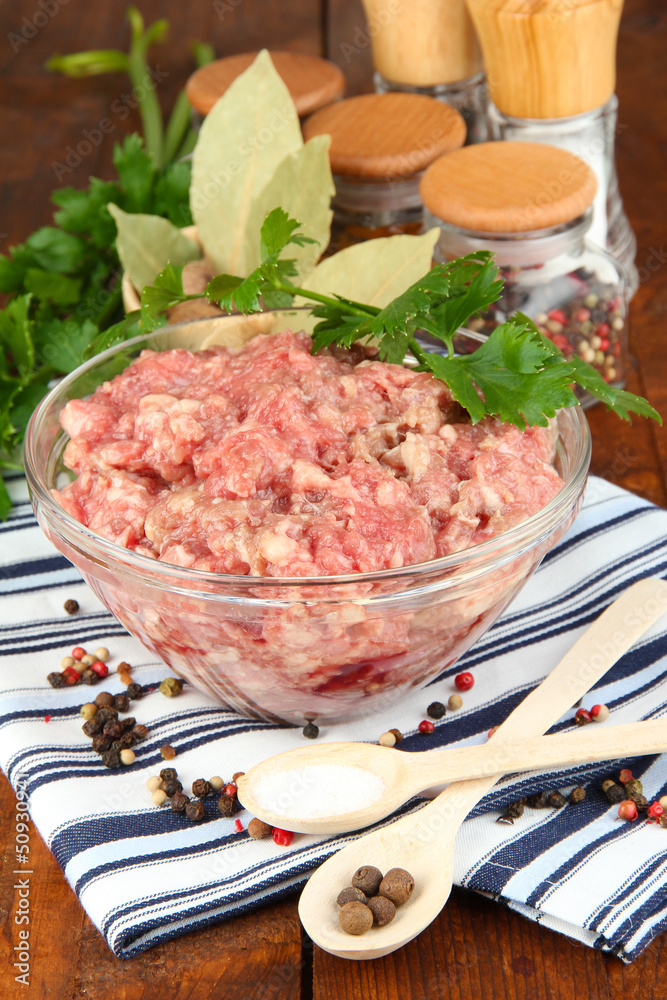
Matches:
[[596, 322, 610, 338], [647, 802, 664, 820], [418, 719, 435, 735], [91, 660, 109, 678], [455, 672, 474, 692], [619, 768, 633, 784], [235, 818, 244, 833], [71, 647, 86, 661], [61, 666, 80, 686], [618, 800, 638, 822], [600, 338, 610, 351], [574, 307, 590, 322], [223, 783, 237, 798], [575, 708, 592, 725], [272, 828, 294, 847], [548, 309, 567, 325]]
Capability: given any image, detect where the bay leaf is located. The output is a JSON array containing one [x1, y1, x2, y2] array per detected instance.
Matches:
[[108, 204, 201, 293], [244, 136, 334, 279], [190, 50, 303, 275], [297, 228, 441, 306]]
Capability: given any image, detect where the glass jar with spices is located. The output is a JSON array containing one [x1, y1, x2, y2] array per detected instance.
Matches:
[[420, 142, 629, 404], [302, 92, 466, 255]]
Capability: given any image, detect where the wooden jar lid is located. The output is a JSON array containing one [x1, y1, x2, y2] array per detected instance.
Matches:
[[186, 51, 346, 117], [420, 142, 598, 232], [302, 93, 467, 179]]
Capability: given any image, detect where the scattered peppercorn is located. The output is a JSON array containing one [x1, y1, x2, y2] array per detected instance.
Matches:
[[427, 701, 446, 720], [81, 654, 96, 667], [659, 814, 667, 830], [132, 724, 149, 741], [496, 813, 514, 825], [61, 666, 80, 686], [95, 691, 115, 708], [487, 726, 499, 738], [352, 865, 383, 897], [126, 682, 144, 700], [81, 670, 98, 685], [368, 895, 396, 926], [159, 677, 183, 697], [185, 800, 205, 822], [147, 776, 162, 793], [272, 828, 294, 847], [64, 599, 79, 615], [218, 793, 242, 817], [72, 661, 87, 675], [388, 728, 403, 744], [92, 734, 113, 753], [454, 671, 474, 692], [113, 693, 130, 713], [192, 779, 211, 799], [448, 694, 463, 711], [163, 779, 183, 797], [339, 900, 374, 935], [232, 771, 245, 783], [209, 776, 224, 792], [103, 720, 123, 739], [575, 708, 592, 725], [71, 647, 86, 661], [47, 672, 66, 689], [526, 792, 549, 809], [619, 768, 633, 784], [235, 818, 244, 833], [418, 719, 435, 735], [548, 791, 567, 808], [62, 656, 76, 669], [379, 868, 414, 906], [160, 745, 176, 760], [647, 801, 664, 821], [602, 779, 624, 804], [91, 660, 109, 679], [114, 732, 136, 750], [151, 789, 168, 807], [82, 716, 104, 737], [379, 731, 396, 748], [660, 795, 667, 812], [570, 787, 586, 804], [160, 767, 178, 782], [507, 799, 526, 819], [101, 748, 121, 769], [223, 783, 237, 798], [80, 702, 98, 721], [624, 778, 644, 800], [97, 706, 118, 722], [337, 886, 368, 907], [618, 800, 638, 821], [171, 791, 190, 813], [93, 647, 109, 662], [591, 704, 610, 722], [248, 817, 272, 840], [303, 722, 319, 739], [633, 794, 649, 813], [117, 660, 131, 674], [120, 749, 135, 766]]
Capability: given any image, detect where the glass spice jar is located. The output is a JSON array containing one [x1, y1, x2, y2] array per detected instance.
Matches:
[[420, 142, 629, 405], [302, 92, 466, 255]]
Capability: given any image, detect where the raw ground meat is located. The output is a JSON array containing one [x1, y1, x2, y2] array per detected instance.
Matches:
[[51, 330, 567, 721], [56, 329, 562, 576]]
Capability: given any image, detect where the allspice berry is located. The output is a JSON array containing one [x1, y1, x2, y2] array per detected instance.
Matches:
[[569, 786, 586, 804], [248, 817, 272, 840], [368, 895, 396, 926], [388, 728, 403, 745], [337, 886, 367, 907], [339, 901, 373, 936], [379, 868, 414, 906], [352, 865, 383, 897]]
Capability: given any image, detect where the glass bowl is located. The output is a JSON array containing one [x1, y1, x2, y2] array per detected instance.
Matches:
[[24, 311, 591, 724]]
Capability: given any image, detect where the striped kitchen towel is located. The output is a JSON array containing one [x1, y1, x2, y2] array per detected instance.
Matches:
[[2, 472, 667, 962]]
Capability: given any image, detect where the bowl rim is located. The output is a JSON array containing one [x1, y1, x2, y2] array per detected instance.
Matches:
[[24, 312, 592, 590]]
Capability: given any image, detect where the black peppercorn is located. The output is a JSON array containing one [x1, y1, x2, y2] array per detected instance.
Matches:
[[602, 780, 624, 804], [47, 671, 66, 689], [92, 734, 113, 753], [113, 732, 136, 750], [185, 799, 205, 822], [569, 786, 586, 804], [624, 779, 644, 800], [352, 866, 383, 897], [633, 794, 649, 813], [163, 779, 183, 797], [303, 722, 319, 739], [160, 767, 178, 783], [101, 748, 121, 768], [81, 670, 98, 685], [63, 599, 79, 615], [103, 720, 123, 739], [496, 813, 514, 825], [427, 701, 446, 720], [526, 792, 549, 809], [507, 798, 526, 819], [171, 791, 190, 813], [96, 706, 118, 723], [119, 716, 137, 732], [114, 693, 130, 713], [658, 814, 667, 830], [126, 682, 144, 700], [192, 778, 211, 798], [217, 793, 242, 817], [548, 791, 567, 809]]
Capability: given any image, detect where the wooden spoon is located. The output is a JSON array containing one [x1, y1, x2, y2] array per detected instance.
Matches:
[[296, 576, 667, 959], [237, 719, 667, 835]]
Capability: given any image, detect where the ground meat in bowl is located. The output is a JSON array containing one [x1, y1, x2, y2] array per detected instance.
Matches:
[[55, 329, 562, 576]]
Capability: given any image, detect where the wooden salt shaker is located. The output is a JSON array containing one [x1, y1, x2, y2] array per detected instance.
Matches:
[[464, 0, 637, 292], [360, 0, 487, 143]]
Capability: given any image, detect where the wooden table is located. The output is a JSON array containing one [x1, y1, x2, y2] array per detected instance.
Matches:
[[1, 1, 666, 996]]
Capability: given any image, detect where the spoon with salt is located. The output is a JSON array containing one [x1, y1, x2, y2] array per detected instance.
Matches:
[[291, 576, 667, 960]]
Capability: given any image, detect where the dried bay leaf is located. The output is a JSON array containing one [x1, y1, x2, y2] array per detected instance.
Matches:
[[245, 136, 334, 279], [190, 50, 302, 275], [298, 228, 440, 306], [109, 204, 201, 293]]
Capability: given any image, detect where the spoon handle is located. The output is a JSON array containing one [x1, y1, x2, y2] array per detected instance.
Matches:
[[411, 576, 667, 826], [407, 719, 667, 789]]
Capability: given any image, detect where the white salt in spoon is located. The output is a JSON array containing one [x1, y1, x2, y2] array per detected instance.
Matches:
[[291, 576, 667, 960], [237, 719, 667, 836]]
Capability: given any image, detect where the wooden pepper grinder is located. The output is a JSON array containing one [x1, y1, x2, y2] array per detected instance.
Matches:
[[465, 0, 637, 293], [360, 0, 488, 143]]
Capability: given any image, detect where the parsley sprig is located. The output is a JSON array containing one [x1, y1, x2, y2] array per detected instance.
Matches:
[[142, 208, 660, 432]]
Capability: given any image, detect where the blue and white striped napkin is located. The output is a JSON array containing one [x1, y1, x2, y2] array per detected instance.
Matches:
[[2, 473, 667, 961]]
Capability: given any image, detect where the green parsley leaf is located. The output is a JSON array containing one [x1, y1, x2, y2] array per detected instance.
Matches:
[[24, 268, 82, 305], [39, 318, 99, 374], [152, 161, 193, 226], [113, 134, 155, 212], [24, 228, 86, 274], [0, 294, 34, 379], [259, 207, 316, 259], [0, 478, 11, 521], [140, 263, 186, 332]]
